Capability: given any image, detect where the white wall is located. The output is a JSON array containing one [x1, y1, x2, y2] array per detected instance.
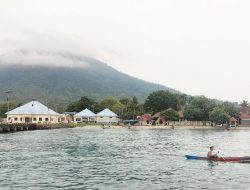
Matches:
[[96, 116, 119, 124], [6, 114, 60, 124], [74, 116, 96, 123]]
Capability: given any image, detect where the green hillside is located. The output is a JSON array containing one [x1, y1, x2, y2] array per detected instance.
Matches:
[[0, 51, 175, 108]]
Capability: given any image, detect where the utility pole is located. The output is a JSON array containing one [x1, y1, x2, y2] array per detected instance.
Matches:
[[4, 90, 13, 112], [31, 98, 35, 123]]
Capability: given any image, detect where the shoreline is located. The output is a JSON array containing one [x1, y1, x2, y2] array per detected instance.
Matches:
[[0, 123, 73, 133], [75, 125, 250, 130], [1, 123, 250, 132]]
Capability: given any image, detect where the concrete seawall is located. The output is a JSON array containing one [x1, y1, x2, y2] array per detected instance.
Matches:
[[0, 123, 74, 133]]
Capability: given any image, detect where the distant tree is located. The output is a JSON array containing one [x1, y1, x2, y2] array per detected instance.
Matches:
[[66, 96, 98, 112], [184, 96, 216, 121], [0, 101, 21, 118], [120, 96, 143, 120], [99, 97, 124, 114], [144, 90, 178, 114], [132, 96, 139, 107], [183, 105, 203, 121], [176, 93, 188, 110], [209, 107, 230, 125], [220, 101, 240, 119], [240, 100, 248, 107], [161, 108, 179, 121], [120, 98, 130, 107]]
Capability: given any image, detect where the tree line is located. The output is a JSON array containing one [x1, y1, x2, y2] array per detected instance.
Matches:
[[143, 90, 241, 124], [0, 101, 21, 118], [65, 90, 241, 124], [66, 96, 144, 120], [0, 90, 243, 124]]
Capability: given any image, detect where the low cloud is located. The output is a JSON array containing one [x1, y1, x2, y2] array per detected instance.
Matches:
[[0, 50, 90, 68]]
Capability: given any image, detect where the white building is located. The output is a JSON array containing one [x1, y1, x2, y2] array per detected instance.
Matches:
[[74, 109, 96, 123], [96, 108, 119, 124], [60, 112, 76, 123], [5, 100, 61, 124]]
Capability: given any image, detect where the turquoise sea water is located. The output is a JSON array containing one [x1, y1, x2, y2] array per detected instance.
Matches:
[[0, 128, 250, 190]]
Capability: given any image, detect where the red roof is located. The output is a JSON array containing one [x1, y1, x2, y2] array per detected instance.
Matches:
[[138, 114, 152, 121], [241, 113, 250, 119], [240, 106, 250, 119]]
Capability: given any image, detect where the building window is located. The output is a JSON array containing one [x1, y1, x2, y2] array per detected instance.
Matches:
[[110, 117, 113, 118], [39, 117, 42, 121], [14, 117, 18, 121], [8, 117, 11, 121], [33, 118, 37, 121], [82, 117, 88, 121], [76, 118, 81, 122], [45, 118, 49, 122]]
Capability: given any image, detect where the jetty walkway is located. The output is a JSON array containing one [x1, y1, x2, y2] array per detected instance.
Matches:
[[0, 123, 73, 133]]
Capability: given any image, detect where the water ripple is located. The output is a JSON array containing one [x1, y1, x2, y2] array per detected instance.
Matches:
[[1, 128, 250, 189]]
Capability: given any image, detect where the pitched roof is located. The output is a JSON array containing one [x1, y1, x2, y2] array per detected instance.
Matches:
[[96, 108, 117, 117], [6, 101, 59, 116], [152, 112, 161, 118], [138, 114, 152, 121], [75, 108, 96, 117], [230, 117, 237, 122]]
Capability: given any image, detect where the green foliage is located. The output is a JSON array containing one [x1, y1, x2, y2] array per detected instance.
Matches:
[[66, 96, 99, 112], [220, 101, 240, 119], [144, 90, 178, 114], [119, 96, 144, 120], [66, 95, 143, 119], [176, 93, 188, 110], [209, 107, 230, 125], [99, 97, 124, 114], [184, 96, 216, 121], [0, 101, 21, 118], [161, 108, 179, 121], [240, 100, 248, 107], [0, 63, 171, 104], [183, 105, 203, 121]]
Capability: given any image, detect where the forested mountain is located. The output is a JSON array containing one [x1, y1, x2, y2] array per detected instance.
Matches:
[[0, 51, 175, 108]]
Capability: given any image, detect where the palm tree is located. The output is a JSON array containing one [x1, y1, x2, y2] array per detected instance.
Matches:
[[240, 100, 248, 108]]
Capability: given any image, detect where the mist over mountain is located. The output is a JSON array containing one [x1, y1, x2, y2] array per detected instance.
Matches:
[[0, 51, 175, 107]]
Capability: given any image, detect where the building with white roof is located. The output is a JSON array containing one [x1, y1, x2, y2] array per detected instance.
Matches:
[[5, 100, 61, 124], [96, 108, 119, 124], [74, 109, 96, 123]]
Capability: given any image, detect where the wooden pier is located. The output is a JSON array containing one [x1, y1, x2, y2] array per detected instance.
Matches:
[[0, 123, 73, 133]]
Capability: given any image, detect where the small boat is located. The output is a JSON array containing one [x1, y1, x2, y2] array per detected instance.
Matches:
[[185, 155, 250, 162]]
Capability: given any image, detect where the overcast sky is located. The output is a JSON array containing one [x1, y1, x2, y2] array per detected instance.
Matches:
[[0, 0, 250, 102]]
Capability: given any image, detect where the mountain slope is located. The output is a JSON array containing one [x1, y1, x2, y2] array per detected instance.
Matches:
[[0, 51, 175, 106]]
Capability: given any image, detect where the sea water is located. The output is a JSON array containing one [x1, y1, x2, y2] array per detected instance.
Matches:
[[0, 128, 250, 190]]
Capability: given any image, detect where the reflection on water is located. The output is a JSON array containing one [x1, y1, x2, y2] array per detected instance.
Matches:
[[0, 128, 250, 189], [207, 160, 219, 175]]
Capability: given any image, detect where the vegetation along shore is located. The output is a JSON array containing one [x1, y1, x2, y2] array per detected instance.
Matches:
[[1, 89, 249, 128]]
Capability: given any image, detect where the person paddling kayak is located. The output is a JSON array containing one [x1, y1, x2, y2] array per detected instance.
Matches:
[[207, 146, 219, 159]]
